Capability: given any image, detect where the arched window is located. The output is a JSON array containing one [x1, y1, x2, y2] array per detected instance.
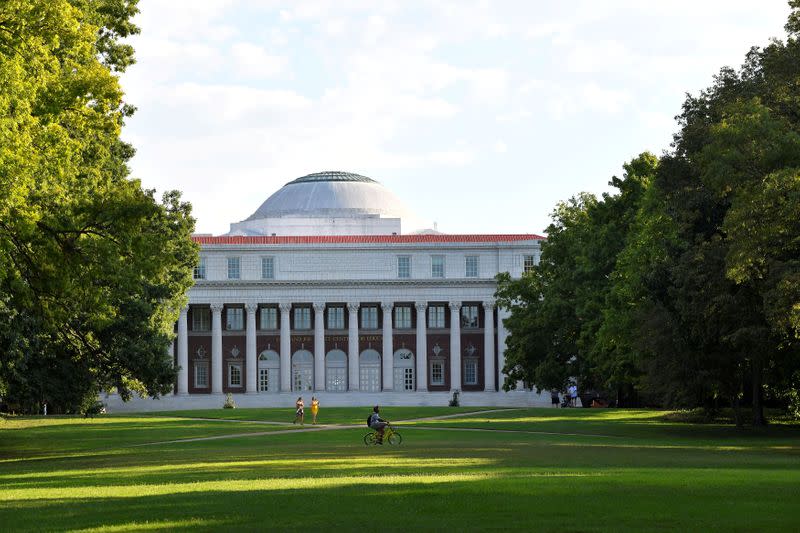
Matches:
[[257, 350, 279, 392], [359, 349, 381, 392], [393, 349, 415, 391], [325, 350, 347, 391], [292, 350, 313, 391]]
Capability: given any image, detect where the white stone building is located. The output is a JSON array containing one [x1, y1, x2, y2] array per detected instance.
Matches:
[[107, 171, 548, 411]]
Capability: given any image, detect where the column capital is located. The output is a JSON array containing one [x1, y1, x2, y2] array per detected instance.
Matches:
[[381, 301, 394, 312], [313, 302, 326, 313], [347, 302, 360, 313], [415, 301, 428, 311], [210, 302, 224, 313], [279, 302, 292, 313], [449, 301, 462, 311], [482, 300, 496, 310], [245, 302, 259, 314]]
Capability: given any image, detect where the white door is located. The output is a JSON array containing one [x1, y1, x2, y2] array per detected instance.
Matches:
[[359, 349, 381, 392], [393, 349, 415, 391], [258, 350, 280, 392], [360, 366, 380, 392], [292, 350, 314, 391], [325, 350, 348, 391]]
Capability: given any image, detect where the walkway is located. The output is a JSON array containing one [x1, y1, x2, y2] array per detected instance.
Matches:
[[133, 408, 619, 446]]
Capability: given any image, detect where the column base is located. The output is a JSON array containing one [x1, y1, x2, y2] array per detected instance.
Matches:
[[416, 388, 428, 392], [176, 392, 189, 397], [245, 391, 258, 395]]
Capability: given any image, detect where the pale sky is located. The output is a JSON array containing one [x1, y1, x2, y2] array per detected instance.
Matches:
[[121, 1, 792, 236]]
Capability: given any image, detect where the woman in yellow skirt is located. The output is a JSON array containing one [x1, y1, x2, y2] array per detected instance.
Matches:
[[310, 396, 320, 425]]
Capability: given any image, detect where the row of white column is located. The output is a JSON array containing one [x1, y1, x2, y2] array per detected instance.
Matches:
[[175, 300, 508, 395]]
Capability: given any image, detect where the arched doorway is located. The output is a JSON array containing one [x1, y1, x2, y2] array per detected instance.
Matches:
[[325, 350, 347, 391], [292, 350, 313, 391], [258, 350, 280, 392], [359, 349, 381, 392], [393, 349, 415, 391]]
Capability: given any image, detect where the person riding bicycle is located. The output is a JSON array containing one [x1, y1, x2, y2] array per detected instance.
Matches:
[[368, 405, 389, 444]]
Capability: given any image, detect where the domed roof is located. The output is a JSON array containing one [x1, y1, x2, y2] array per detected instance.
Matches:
[[245, 170, 419, 222]]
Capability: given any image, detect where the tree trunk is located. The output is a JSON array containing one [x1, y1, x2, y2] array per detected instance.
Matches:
[[752, 359, 766, 426], [732, 395, 742, 427]]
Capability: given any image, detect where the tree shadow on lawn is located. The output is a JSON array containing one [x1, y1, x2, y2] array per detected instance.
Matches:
[[2, 472, 799, 532]]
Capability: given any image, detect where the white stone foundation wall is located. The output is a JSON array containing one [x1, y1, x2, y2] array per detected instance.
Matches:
[[101, 390, 552, 413]]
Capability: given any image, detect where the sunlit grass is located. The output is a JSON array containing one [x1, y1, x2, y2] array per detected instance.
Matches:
[[1, 408, 799, 531]]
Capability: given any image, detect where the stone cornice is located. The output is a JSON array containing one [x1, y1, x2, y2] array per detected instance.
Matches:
[[191, 278, 498, 289]]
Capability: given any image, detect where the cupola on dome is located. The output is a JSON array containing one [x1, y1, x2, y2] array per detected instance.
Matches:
[[228, 171, 425, 236]]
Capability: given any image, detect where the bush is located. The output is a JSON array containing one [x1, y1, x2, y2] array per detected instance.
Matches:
[[223, 393, 236, 409]]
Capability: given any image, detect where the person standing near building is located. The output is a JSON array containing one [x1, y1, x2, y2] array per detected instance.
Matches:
[[293, 397, 305, 425], [310, 396, 320, 424], [569, 384, 578, 407], [550, 390, 560, 408]]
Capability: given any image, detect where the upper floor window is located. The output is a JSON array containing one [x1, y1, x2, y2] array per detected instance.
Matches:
[[523, 255, 536, 273], [192, 307, 210, 331], [193, 257, 206, 280], [260, 307, 277, 330], [431, 255, 445, 278], [428, 305, 446, 329], [227, 257, 241, 279], [360, 307, 379, 329], [394, 306, 412, 329], [293, 307, 311, 330], [261, 256, 274, 279], [327, 306, 345, 329], [226, 307, 244, 330], [397, 256, 411, 278], [461, 305, 479, 329], [465, 256, 478, 278]]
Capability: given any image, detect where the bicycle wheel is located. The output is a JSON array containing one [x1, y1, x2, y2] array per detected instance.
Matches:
[[363, 432, 377, 446], [387, 432, 402, 445]]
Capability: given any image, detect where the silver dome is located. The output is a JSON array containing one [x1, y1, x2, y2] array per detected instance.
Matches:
[[246, 171, 418, 221]]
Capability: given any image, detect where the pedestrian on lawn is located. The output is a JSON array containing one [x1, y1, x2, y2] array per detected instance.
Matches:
[[293, 397, 305, 425], [311, 396, 320, 424], [550, 390, 560, 408]]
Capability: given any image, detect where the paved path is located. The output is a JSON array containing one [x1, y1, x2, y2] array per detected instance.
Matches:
[[132, 408, 619, 446]]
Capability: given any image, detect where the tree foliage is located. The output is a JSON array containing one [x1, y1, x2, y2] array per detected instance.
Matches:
[[498, 2, 800, 424], [0, 0, 197, 413]]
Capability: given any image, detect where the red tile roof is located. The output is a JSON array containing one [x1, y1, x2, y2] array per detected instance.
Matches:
[[192, 234, 544, 245]]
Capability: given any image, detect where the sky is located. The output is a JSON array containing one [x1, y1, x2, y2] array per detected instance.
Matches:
[[121, 0, 792, 236]]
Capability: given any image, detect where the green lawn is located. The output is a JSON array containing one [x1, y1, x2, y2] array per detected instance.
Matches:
[[1, 408, 799, 532]]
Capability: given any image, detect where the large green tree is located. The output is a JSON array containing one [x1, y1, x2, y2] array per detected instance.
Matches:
[[0, 0, 197, 413]]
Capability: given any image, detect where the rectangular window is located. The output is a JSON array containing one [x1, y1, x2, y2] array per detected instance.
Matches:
[[226, 307, 244, 330], [327, 306, 345, 329], [261, 256, 274, 279], [465, 256, 478, 278], [228, 364, 242, 387], [430, 361, 444, 385], [397, 256, 411, 278], [360, 307, 378, 329], [293, 307, 311, 330], [193, 257, 206, 280], [227, 256, 241, 279], [394, 306, 412, 329], [194, 364, 208, 388], [464, 359, 478, 385], [428, 305, 446, 329], [461, 305, 479, 329], [259, 307, 277, 330], [192, 307, 210, 331], [523, 255, 536, 273], [431, 255, 445, 278]]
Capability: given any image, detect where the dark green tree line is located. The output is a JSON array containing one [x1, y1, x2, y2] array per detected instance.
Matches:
[[498, 2, 800, 424], [0, 1, 197, 413]]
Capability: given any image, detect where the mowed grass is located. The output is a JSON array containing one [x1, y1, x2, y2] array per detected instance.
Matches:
[[148, 405, 500, 425], [1, 408, 799, 532]]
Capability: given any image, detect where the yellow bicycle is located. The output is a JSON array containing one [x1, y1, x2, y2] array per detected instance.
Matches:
[[363, 423, 402, 445]]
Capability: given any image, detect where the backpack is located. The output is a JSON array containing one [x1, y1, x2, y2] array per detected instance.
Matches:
[[366, 414, 373, 427]]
